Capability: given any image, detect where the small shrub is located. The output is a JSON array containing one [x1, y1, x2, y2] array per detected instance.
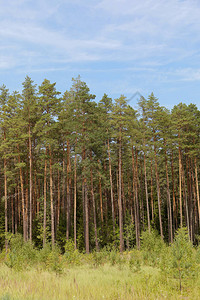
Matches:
[[46, 247, 63, 275], [163, 227, 198, 291], [1, 294, 12, 300], [140, 229, 165, 266], [129, 250, 141, 272], [5, 234, 37, 271], [64, 239, 83, 266], [37, 243, 64, 274], [92, 251, 105, 267], [37, 243, 52, 266], [109, 250, 118, 266], [116, 254, 125, 270]]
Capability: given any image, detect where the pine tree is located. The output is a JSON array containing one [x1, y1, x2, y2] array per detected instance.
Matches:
[[37, 79, 60, 247], [112, 95, 129, 252], [21, 76, 38, 242]]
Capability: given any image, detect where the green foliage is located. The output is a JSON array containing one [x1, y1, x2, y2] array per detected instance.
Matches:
[[107, 248, 125, 268], [0, 76, 200, 261], [109, 249, 119, 266], [0, 213, 5, 249], [89, 246, 126, 269], [92, 250, 106, 267], [124, 220, 136, 249], [37, 243, 52, 266], [3, 235, 64, 274], [161, 227, 198, 291], [37, 243, 63, 274], [5, 234, 37, 271], [195, 244, 200, 264], [140, 229, 165, 266], [1, 230, 200, 297], [46, 247, 63, 275], [64, 238, 75, 253], [129, 249, 142, 272], [1, 294, 12, 300], [34, 200, 51, 247], [64, 239, 83, 266]]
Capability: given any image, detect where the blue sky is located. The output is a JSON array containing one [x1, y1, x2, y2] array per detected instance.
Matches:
[[1, 0, 200, 109]]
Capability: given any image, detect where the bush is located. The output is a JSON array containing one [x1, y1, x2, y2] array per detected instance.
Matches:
[[92, 251, 106, 267], [46, 247, 63, 275], [1, 294, 12, 300], [129, 250, 142, 272], [5, 234, 37, 271], [64, 239, 83, 266], [162, 227, 198, 291], [37, 243, 63, 274], [37, 243, 52, 266], [140, 229, 165, 266], [109, 250, 118, 266]]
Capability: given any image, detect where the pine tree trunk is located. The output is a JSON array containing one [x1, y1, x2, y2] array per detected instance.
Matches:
[[107, 138, 115, 235], [14, 179, 18, 233], [135, 150, 141, 239], [103, 161, 108, 227], [178, 141, 183, 228], [4, 154, 8, 251], [25, 173, 29, 239], [132, 146, 140, 249], [29, 123, 33, 242], [17, 181, 21, 229], [57, 167, 60, 230], [90, 156, 99, 251], [11, 194, 14, 234], [43, 152, 47, 247], [171, 151, 177, 232], [34, 171, 37, 218], [74, 149, 77, 250], [62, 144, 65, 213], [139, 159, 145, 230], [154, 140, 163, 239], [143, 151, 150, 232], [118, 129, 124, 252], [164, 143, 173, 243], [82, 144, 89, 252], [121, 168, 126, 219], [187, 156, 193, 240], [84, 180, 90, 253], [66, 140, 71, 240], [99, 175, 104, 223], [49, 146, 55, 247], [17, 144, 27, 241], [182, 165, 190, 237], [195, 158, 200, 226], [150, 160, 154, 221], [191, 159, 196, 239], [82, 178, 86, 245], [127, 173, 134, 223]]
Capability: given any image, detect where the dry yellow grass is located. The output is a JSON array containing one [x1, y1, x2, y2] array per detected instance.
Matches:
[[0, 263, 199, 300]]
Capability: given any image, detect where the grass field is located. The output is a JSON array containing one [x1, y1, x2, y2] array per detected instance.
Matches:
[[1, 229, 199, 300], [0, 263, 199, 300]]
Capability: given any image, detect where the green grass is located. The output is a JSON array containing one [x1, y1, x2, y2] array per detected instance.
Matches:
[[1, 231, 199, 299], [0, 263, 199, 300]]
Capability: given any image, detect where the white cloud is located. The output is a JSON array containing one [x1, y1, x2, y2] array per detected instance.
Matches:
[[0, 55, 17, 69], [173, 68, 200, 82], [0, 0, 200, 90]]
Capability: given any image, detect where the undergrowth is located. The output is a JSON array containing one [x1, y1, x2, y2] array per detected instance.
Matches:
[[0, 228, 199, 299]]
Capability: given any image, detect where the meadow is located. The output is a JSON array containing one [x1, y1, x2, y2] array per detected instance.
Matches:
[[0, 228, 200, 300], [0, 264, 198, 300]]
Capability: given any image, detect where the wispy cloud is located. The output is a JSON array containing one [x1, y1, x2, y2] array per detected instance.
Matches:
[[1, 0, 200, 69], [95, 0, 200, 64], [172, 68, 200, 82], [0, 0, 200, 108]]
